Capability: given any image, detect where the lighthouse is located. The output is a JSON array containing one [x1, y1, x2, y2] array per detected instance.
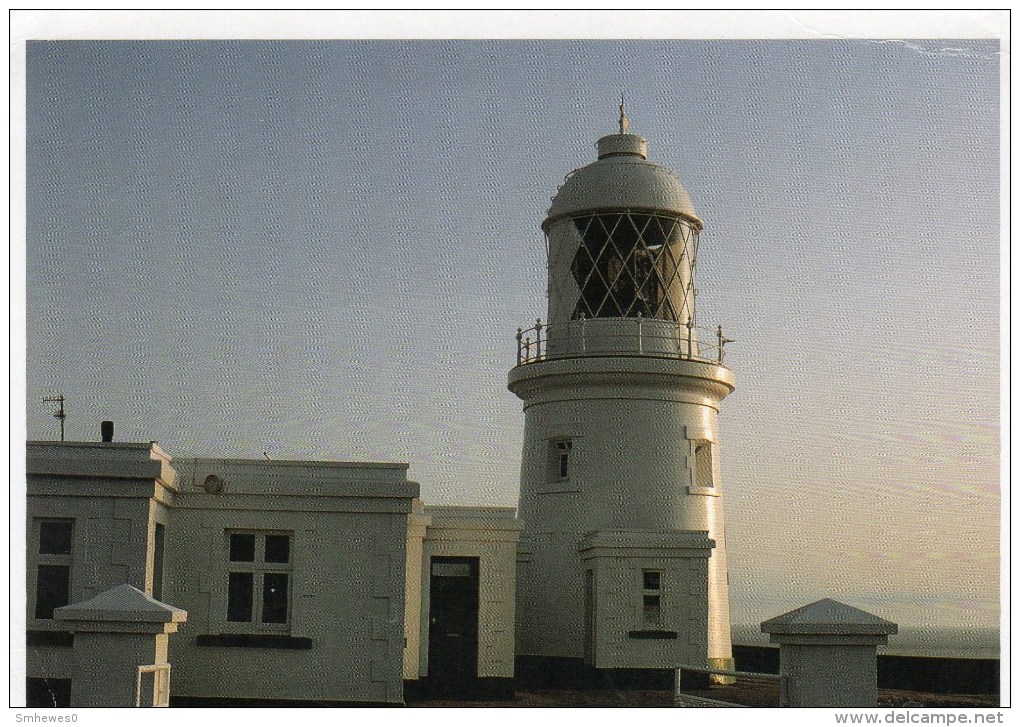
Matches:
[[509, 106, 736, 682]]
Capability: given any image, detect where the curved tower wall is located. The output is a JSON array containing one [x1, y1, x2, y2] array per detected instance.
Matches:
[[510, 119, 736, 675], [511, 359, 733, 664]]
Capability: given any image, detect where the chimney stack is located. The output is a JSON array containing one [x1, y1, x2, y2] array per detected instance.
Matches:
[[101, 421, 114, 443]]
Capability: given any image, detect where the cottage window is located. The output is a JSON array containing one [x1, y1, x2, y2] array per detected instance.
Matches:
[[226, 531, 292, 627], [152, 523, 165, 601], [33, 519, 73, 619]]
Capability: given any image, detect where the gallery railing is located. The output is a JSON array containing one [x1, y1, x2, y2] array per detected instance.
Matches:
[[515, 315, 733, 366]]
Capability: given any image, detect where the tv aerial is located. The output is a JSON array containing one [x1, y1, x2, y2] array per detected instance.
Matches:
[[42, 395, 66, 441]]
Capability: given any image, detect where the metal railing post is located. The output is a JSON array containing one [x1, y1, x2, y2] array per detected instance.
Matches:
[[717, 325, 733, 364], [636, 311, 643, 354], [514, 318, 731, 368]]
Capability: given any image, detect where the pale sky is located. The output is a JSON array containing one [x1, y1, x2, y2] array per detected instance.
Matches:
[[17, 15, 1004, 633]]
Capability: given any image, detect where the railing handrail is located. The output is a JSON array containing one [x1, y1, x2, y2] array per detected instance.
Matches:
[[676, 664, 787, 708], [136, 663, 172, 708], [515, 316, 733, 367], [678, 665, 780, 680]]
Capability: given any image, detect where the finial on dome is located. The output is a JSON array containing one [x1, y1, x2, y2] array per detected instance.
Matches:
[[619, 96, 629, 135]]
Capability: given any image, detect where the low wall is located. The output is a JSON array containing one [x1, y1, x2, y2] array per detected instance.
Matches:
[[732, 645, 999, 695]]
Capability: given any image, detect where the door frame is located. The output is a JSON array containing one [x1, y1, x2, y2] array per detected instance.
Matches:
[[425, 555, 481, 693]]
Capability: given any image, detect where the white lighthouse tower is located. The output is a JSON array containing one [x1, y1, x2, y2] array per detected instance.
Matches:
[[509, 106, 736, 684]]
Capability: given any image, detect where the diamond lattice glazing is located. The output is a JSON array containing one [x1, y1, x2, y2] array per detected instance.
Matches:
[[570, 212, 698, 322]]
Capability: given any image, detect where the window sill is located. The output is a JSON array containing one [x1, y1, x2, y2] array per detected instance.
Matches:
[[628, 630, 678, 640], [687, 486, 719, 497], [196, 634, 312, 650], [27, 630, 74, 647]]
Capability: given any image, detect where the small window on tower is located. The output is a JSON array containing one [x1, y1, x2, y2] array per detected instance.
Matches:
[[642, 569, 662, 626], [548, 439, 573, 481], [694, 441, 714, 489], [643, 595, 661, 625]]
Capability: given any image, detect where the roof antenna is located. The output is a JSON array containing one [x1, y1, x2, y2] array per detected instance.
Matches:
[[42, 394, 66, 442], [619, 95, 629, 135]]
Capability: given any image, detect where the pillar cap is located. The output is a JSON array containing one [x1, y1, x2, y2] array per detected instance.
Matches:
[[761, 598, 897, 638], [54, 583, 188, 626]]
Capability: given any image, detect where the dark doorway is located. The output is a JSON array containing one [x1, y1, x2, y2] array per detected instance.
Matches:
[[427, 557, 479, 696], [26, 678, 71, 707]]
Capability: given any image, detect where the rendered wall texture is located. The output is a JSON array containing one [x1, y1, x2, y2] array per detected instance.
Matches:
[[511, 358, 734, 665], [26, 442, 175, 688], [164, 458, 417, 704], [25, 444, 422, 706], [417, 508, 521, 681]]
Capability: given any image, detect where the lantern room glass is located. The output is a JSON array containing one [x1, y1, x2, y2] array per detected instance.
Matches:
[[569, 212, 697, 322]]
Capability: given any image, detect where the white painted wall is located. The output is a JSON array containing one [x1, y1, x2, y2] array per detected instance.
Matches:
[[417, 507, 521, 680], [25, 442, 176, 687], [403, 505, 429, 680], [579, 531, 713, 670], [783, 643, 879, 707], [164, 457, 418, 705], [510, 356, 734, 667]]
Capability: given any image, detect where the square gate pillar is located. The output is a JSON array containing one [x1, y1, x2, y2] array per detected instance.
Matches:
[[761, 598, 896, 708], [54, 584, 187, 707]]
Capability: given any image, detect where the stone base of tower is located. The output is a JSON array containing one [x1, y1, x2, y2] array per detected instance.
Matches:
[[708, 656, 736, 685]]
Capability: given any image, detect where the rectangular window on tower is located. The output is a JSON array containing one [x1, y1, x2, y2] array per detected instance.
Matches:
[[694, 441, 714, 489], [32, 519, 74, 620], [548, 439, 573, 482], [225, 531, 292, 629], [642, 569, 662, 626]]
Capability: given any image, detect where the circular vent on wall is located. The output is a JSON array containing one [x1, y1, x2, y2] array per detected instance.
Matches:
[[203, 474, 224, 494]]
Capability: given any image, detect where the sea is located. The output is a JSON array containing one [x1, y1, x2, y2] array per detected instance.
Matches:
[[731, 624, 1001, 660]]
